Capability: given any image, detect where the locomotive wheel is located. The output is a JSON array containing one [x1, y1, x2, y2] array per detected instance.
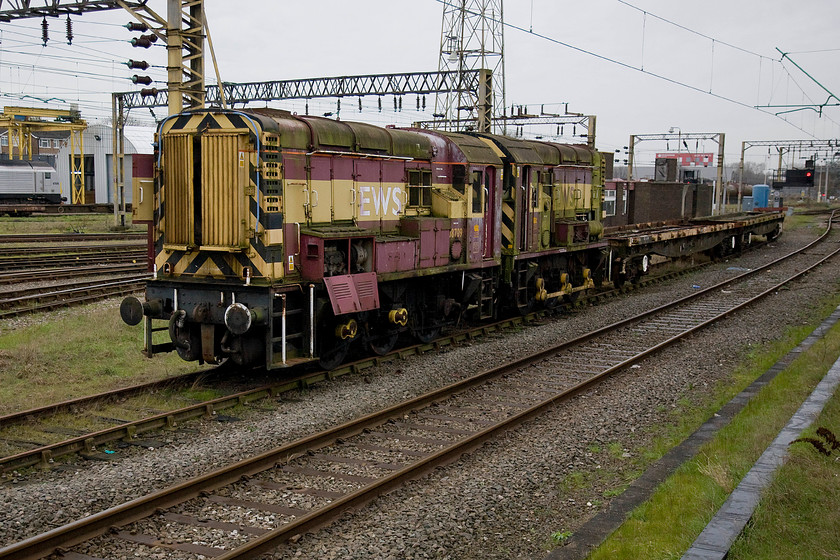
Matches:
[[318, 339, 351, 370], [368, 332, 399, 355], [366, 319, 399, 356], [414, 325, 441, 344], [410, 303, 441, 344]]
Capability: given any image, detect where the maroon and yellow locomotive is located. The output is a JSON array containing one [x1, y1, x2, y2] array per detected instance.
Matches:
[[120, 108, 783, 369]]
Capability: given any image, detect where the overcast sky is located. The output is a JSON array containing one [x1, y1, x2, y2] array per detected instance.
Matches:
[[0, 0, 837, 168]]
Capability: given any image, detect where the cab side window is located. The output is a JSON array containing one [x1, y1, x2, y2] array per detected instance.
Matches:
[[471, 170, 483, 214], [408, 169, 432, 207], [453, 165, 466, 195]]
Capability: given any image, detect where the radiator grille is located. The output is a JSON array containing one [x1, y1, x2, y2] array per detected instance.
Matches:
[[163, 134, 194, 246], [200, 133, 244, 248]]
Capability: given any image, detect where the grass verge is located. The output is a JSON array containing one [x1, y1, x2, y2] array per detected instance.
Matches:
[[582, 295, 840, 559], [727, 377, 840, 559], [0, 300, 202, 415]]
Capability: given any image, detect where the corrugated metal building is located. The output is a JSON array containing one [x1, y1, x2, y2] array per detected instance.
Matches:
[[54, 124, 153, 204]]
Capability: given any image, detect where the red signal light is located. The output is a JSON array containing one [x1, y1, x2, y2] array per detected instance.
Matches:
[[806, 171, 812, 177]]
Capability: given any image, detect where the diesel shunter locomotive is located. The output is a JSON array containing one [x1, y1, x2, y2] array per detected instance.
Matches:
[[120, 108, 784, 369]]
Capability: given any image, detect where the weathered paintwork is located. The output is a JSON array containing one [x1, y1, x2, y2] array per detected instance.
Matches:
[[126, 107, 784, 371]]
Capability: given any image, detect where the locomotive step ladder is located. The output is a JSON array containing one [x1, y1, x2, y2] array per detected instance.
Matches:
[[479, 275, 495, 320], [265, 287, 313, 368]]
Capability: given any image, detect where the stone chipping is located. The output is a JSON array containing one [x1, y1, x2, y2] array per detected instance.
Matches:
[[1, 223, 837, 559]]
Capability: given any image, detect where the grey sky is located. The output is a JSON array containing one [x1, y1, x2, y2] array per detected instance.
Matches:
[[0, 0, 837, 167]]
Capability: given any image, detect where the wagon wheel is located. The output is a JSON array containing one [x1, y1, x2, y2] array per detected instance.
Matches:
[[563, 290, 580, 304]]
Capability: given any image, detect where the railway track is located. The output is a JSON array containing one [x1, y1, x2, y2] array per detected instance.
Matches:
[[0, 219, 835, 559], [0, 260, 702, 475], [0, 263, 147, 286], [0, 243, 144, 257], [0, 276, 148, 319], [0, 250, 147, 272], [0, 233, 145, 244]]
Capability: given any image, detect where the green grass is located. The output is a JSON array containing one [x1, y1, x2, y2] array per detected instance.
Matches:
[[727, 383, 840, 559], [581, 295, 840, 559], [0, 303, 203, 415]]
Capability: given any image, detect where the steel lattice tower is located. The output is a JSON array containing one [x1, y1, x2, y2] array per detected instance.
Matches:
[[435, 0, 505, 133]]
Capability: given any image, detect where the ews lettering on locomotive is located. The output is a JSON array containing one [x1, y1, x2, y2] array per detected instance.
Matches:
[[358, 185, 405, 217]]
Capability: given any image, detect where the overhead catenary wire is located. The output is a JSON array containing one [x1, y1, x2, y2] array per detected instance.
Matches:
[[433, 0, 832, 138]]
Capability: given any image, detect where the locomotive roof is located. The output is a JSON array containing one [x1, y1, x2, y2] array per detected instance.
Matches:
[[0, 159, 56, 171], [245, 108, 433, 160], [522, 140, 595, 165], [474, 134, 544, 165], [405, 129, 503, 165]]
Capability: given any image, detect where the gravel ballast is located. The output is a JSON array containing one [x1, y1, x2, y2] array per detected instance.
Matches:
[[1, 222, 838, 559]]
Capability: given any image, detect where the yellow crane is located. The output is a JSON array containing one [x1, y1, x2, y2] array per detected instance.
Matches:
[[0, 106, 88, 204]]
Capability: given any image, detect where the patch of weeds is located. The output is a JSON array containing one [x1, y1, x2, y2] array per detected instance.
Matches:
[[98, 366, 119, 377], [607, 442, 625, 458], [551, 531, 573, 544], [587, 444, 602, 453], [790, 426, 840, 456], [696, 453, 735, 493], [560, 470, 589, 492], [603, 486, 626, 498]]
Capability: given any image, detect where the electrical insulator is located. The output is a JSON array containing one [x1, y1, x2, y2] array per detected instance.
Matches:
[[140, 88, 158, 97], [132, 75, 153, 85], [131, 36, 152, 48], [378, 97, 382, 112], [41, 17, 48, 47], [358, 98, 362, 112], [125, 22, 149, 32], [65, 16, 73, 45], [127, 60, 149, 70]]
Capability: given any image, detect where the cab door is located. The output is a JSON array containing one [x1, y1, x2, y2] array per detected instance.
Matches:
[[308, 155, 332, 224], [483, 166, 497, 259], [519, 166, 529, 251], [331, 157, 354, 222]]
